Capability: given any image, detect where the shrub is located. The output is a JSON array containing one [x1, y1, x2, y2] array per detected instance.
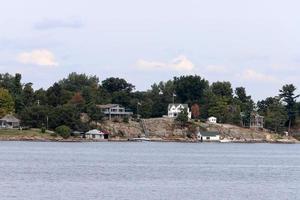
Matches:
[[41, 126, 46, 133], [50, 132, 57, 137], [123, 116, 129, 123], [55, 125, 71, 139]]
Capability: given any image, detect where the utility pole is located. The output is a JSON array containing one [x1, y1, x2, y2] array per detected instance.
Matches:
[[172, 93, 176, 104], [46, 115, 49, 130], [137, 102, 141, 119]]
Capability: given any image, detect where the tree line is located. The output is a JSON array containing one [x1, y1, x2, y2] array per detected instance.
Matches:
[[0, 72, 299, 133]]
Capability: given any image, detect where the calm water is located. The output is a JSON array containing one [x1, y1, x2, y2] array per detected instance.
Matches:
[[0, 142, 300, 200]]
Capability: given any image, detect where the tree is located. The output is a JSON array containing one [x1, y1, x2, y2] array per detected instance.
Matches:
[[208, 96, 229, 123], [87, 104, 104, 122], [102, 77, 135, 93], [211, 81, 233, 103], [48, 104, 82, 130], [234, 87, 254, 127], [0, 88, 14, 117], [70, 92, 85, 105], [175, 108, 189, 126], [34, 88, 47, 105], [59, 72, 99, 92], [55, 125, 71, 139], [279, 84, 300, 133], [191, 103, 200, 119], [19, 105, 50, 128], [46, 83, 72, 106], [22, 83, 34, 107], [264, 99, 288, 133], [173, 75, 209, 104]]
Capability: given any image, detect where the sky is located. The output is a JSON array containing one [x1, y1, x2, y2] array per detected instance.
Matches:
[[1, 0, 300, 101]]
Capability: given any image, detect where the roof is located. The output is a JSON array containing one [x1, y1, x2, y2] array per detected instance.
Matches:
[[85, 129, 104, 135], [85, 129, 110, 135], [168, 103, 189, 110], [208, 116, 216, 119], [0, 114, 20, 123], [96, 104, 121, 109], [199, 131, 219, 137]]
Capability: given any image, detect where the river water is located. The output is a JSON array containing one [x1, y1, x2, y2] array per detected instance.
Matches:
[[0, 141, 300, 200]]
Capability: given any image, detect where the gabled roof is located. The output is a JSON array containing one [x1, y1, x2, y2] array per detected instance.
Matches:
[[199, 131, 219, 137], [168, 103, 189, 110], [0, 114, 20, 123], [85, 129, 104, 135]]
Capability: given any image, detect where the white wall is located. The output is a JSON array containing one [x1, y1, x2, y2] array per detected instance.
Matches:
[[197, 134, 220, 141]]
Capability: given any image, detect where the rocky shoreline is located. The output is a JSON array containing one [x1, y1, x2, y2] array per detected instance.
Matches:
[[0, 136, 298, 144]]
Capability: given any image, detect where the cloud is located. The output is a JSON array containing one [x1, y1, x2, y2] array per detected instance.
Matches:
[[136, 55, 194, 72], [34, 18, 83, 30], [17, 49, 58, 67], [237, 69, 278, 82]]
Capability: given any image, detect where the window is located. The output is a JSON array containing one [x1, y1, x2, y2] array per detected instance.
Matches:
[[206, 137, 210, 140]]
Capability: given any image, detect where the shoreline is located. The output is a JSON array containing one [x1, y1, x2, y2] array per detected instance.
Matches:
[[0, 137, 298, 144]]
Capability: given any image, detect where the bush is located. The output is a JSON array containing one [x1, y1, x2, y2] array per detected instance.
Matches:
[[50, 132, 58, 137], [55, 125, 71, 139], [123, 116, 129, 123], [41, 126, 46, 133]]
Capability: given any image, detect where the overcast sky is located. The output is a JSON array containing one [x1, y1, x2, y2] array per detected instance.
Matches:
[[1, 0, 300, 101]]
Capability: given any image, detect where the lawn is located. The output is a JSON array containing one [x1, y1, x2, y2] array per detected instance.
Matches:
[[0, 128, 54, 139]]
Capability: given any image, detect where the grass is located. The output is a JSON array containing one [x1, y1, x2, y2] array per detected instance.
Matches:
[[0, 128, 54, 138]]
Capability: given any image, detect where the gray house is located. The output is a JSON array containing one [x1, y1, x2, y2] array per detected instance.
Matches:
[[0, 114, 20, 128], [97, 104, 133, 120]]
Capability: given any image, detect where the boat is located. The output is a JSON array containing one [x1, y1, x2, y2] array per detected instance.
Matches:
[[131, 137, 151, 142], [220, 138, 232, 143]]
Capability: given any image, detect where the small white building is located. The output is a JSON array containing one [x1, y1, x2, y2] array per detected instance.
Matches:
[[197, 131, 220, 142], [85, 129, 109, 140], [167, 104, 192, 119], [207, 116, 217, 124]]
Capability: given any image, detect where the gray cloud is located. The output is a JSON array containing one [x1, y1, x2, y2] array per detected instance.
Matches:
[[34, 18, 84, 30]]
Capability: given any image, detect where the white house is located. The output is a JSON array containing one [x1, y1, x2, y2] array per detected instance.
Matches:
[[167, 104, 192, 119], [85, 129, 109, 140], [207, 116, 217, 124], [197, 131, 220, 142]]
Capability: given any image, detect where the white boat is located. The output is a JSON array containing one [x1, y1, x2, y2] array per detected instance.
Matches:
[[131, 137, 151, 141], [220, 138, 232, 143]]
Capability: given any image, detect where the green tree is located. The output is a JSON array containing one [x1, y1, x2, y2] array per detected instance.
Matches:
[[59, 72, 99, 92], [279, 84, 299, 132], [19, 105, 50, 128], [234, 87, 254, 127], [22, 83, 34, 107], [87, 104, 104, 122], [102, 77, 135, 93], [211, 81, 233, 103], [34, 88, 47, 105], [46, 83, 72, 106], [264, 99, 288, 133], [208, 96, 229, 123], [173, 75, 209, 104], [48, 104, 82, 130], [0, 88, 14, 117], [55, 125, 71, 139], [175, 107, 189, 126]]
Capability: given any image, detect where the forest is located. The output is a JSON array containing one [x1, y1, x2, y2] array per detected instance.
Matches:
[[0, 72, 299, 134]]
